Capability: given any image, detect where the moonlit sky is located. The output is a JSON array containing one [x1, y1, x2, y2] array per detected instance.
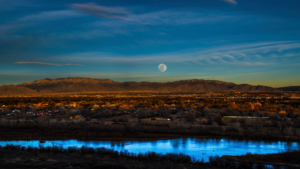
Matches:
[[1, 0, 300, 87]]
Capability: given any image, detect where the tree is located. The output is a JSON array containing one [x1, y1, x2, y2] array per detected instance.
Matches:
[[185, 112, 196, 123], [254, 119, 264, 131]]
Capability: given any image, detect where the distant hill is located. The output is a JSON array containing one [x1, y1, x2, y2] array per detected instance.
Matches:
[[0, 77, 287, 95], [0, 85, 38, 96], [0, 77, 280, 95], [278, 86, 300, 92]]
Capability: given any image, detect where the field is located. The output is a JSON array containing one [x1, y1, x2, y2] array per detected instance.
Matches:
[[1, 93, 300, 168]]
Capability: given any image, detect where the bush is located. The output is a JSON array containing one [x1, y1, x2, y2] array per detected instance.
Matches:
[[185, 113, 196, 123], [0, 144, 195, 163], [92, 164, 127, 169]]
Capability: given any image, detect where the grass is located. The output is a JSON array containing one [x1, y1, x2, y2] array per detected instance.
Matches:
[[1, 144, 197, 163], [1, 144, 296, 169], [234, 148, 300, 165]]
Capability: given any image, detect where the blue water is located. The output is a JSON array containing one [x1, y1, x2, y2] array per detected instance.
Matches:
[[0, 138, 299, 162]]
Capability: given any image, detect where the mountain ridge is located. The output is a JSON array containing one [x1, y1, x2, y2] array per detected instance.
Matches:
[[278, 86, 300, 92], [0, 77, 286, 95]]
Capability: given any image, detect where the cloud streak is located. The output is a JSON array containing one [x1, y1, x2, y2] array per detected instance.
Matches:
[[16, 62, 84, 66], [130, 10, 235, 25], [16, 62, 61, 66], [71, 3, 134, 21], [62, 10, 242, 39], [91, 9, 241, 27], [18, 10, 81, 22], [54, 41, 300, 67], [64, 64, 84, 66], [222, 0, 238, 4], [0, 10, 82, 33]]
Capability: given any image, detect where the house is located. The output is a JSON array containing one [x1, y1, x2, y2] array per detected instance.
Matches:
[[69, 103, 77, 107], [26, 111, 35, 115], [37, 111, 44, 116], [92, 104, 100, 108], [46, 112, 52, 115], [120, 104, 134, 109], [75, 115, 82, 119], [33, 103, 44, 108], [279, 110, 286, 114], [12, 109, 20, 113], [104, 121, 114, 125]]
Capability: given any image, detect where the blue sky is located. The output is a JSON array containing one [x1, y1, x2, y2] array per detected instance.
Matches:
[[1, 0, 300, 87]]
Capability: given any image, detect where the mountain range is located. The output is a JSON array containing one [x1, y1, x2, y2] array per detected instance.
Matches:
[[278, 86, 300, 92], [1, 77, 297, 95]]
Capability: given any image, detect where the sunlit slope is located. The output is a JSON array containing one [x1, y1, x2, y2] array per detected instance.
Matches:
[[0, 85, 39, 95], [11, 77, 283, 94]]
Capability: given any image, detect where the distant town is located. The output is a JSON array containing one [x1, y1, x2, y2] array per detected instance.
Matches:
[[1, 92, 300, 117]]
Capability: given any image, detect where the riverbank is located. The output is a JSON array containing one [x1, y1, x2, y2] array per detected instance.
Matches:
[[1, 114, 300, 143], [0, 144, 220, 169], [221, 149, 300, 168], [1, 144, 296, 169], [1, 136, 298, 165], [0, 130, 300, 142]]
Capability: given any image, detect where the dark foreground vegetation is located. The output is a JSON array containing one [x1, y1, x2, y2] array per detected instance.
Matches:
[[222, 149, 300, 167], [0, 107, 300, 141], [0, 144, 210, 169], [1, 93, 300, 141], [0, 144, 295, 169], [0, 117, 299, 141]]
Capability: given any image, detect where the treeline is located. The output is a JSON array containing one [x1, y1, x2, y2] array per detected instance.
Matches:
[[232, 149, 300, 165], [0, 144, 293, 169], [1, 105, 300, 140], [3, 95, 300, 112], [1, 144, 194, 163], [0, 116, 299, 140]]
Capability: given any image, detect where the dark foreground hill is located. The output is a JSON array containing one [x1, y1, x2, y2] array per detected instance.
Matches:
[[0, 77, 284, 95], [278, 86, 300, 92], [0, 85, 39, 95]]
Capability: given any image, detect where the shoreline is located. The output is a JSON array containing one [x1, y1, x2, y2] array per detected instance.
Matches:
[[0, 135, 299, 142], [222, 156, 300, 168]]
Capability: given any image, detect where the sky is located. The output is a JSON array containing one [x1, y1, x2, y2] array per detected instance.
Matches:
[[0, 0, 300, 87]]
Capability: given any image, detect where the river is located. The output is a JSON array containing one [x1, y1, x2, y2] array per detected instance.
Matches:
[[0, 138, 299, 162]]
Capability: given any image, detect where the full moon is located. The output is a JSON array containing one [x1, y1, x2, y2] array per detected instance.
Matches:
[[158, 63, 167, 72]]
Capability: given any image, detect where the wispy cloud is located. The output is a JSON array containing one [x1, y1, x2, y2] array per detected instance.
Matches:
[[222, 0, 238, 4], [0, 10, 82, 33], [0, 0, 35, 10], [0, 73, 34, 76], [16, 62, 61, 66], [0, 6, 271, 39], [60, 10, 240, 39], [71, 3, 134, 21], [15, 62, 84, 66], [64, 64, 84, 66], [129, 10, 233, 25], [91, 10, 240, 27], [18, 10, 81, 22], [55, 41, 300, 67]]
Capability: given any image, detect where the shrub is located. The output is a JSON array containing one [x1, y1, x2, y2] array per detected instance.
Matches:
[[0, 144, 195, 163]]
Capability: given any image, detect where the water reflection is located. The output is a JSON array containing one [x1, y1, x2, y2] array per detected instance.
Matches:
[[0, 138, 299, 162], [171, 139, 180, 149]]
